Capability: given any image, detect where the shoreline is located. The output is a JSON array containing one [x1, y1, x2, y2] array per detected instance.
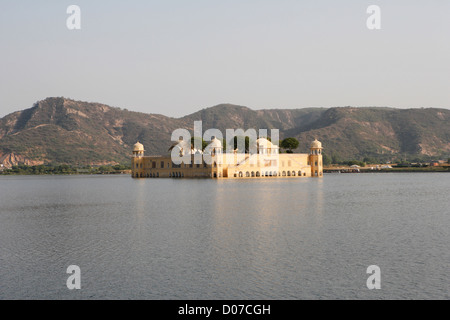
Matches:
[[324, 167, 449, 173], [1, 169, 449, 176], [0, 171, 131, 176]]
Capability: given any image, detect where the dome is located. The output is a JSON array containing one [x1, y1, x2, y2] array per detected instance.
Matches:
[[169, 140, 191, 154], [133, 142, 144, 152], [255, 138, 276, 147], [208, 137, 222, 149], [310, 139, 322, 149], [254, 138, 279, 149]]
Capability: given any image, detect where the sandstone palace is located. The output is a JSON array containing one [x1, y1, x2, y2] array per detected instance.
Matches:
[[131, 138, 323, 179]]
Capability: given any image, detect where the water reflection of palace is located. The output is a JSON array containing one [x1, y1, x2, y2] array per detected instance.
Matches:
[[131, 138, 323, 179]]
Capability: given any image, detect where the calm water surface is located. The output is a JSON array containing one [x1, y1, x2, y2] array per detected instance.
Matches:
[[0, 173, 449, 299]]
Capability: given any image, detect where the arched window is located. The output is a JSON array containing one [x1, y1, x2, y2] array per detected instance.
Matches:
[[287, 171, 291, 176], [298, 171, 302, 176], [256, 172, 260, 177], [239, 172, 243, 177], [246, 172, 250, 177], [251, 171, 255, 177], [282, 171, 286, 176], [292, 171, 296, 176]]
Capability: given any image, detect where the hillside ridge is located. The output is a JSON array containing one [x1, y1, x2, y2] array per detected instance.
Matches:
[[1, 97, 449, 166]]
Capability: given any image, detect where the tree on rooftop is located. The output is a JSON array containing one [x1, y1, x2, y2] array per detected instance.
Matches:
[[190, 137, 208, 151], [231, 136, 251, 153], [280, 138, 299, 153]]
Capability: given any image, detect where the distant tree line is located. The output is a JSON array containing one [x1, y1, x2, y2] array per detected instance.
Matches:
[[0, 164, 131, 175]]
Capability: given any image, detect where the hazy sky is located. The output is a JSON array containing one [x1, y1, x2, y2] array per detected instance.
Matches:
[[1, 0, 449, 118]]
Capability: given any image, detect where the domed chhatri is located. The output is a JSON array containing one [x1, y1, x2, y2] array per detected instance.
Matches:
[[254, 138, 279, 155], [309, 139, 323, 177], [132, 142, 145, 159], [208, 137, 222, 149], [255, 137, 273, 146], [169, 139, 191, 153], [133, 141, 144, 152], [310, 139, 322, 149], [131, 138, 324, 179]]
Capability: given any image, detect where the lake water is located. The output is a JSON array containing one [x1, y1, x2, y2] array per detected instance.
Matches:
[[0, 173, 448, 300]]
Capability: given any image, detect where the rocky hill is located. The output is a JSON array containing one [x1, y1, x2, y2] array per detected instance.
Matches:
[[0, 97, 449, 166]]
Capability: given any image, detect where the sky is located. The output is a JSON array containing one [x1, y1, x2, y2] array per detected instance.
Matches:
[[1, 0, 449, 118]]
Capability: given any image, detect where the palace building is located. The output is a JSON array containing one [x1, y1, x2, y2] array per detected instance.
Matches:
[[131, 138, 323, 179]]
